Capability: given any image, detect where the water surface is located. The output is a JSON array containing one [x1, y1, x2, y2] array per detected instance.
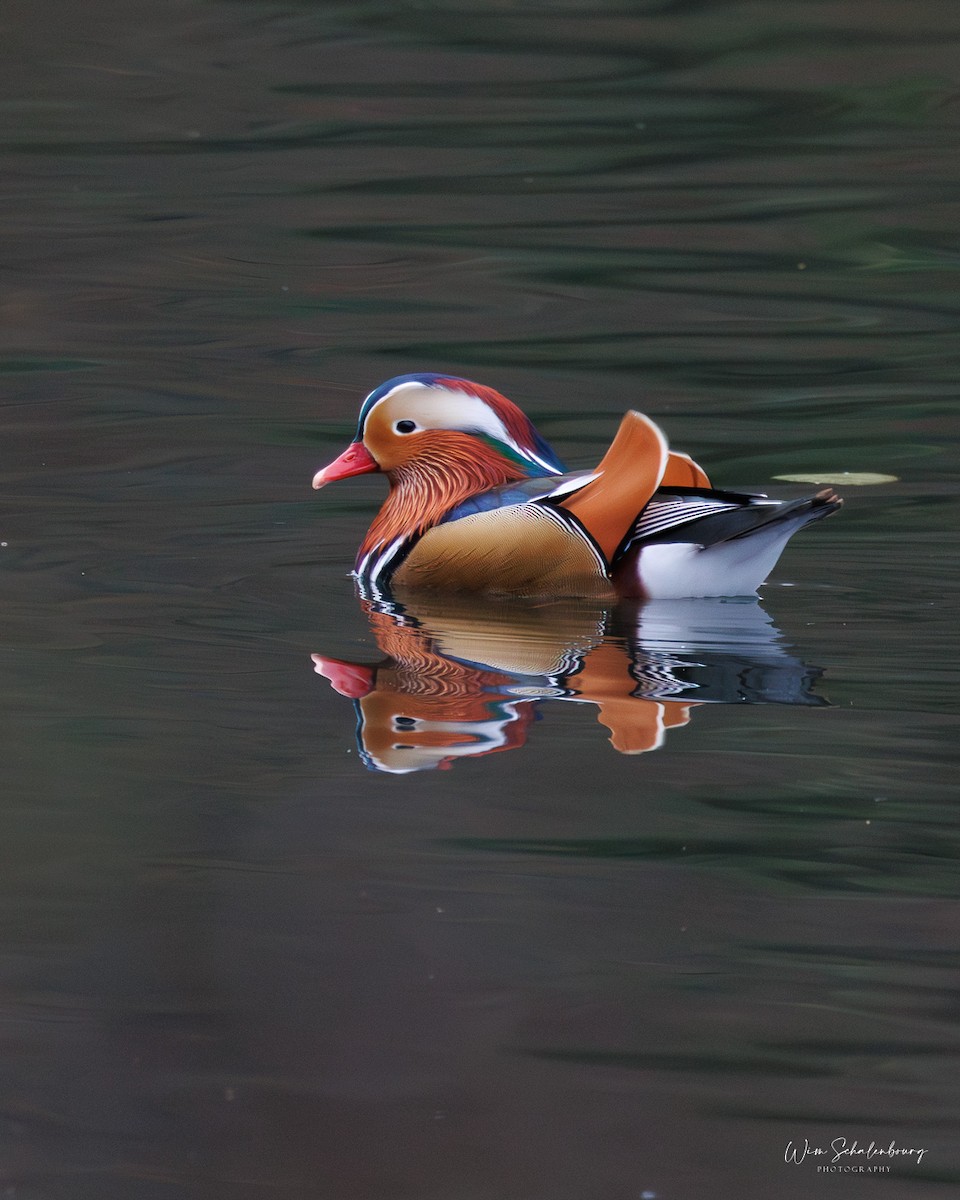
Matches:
[[2, 1, 959, 1196]]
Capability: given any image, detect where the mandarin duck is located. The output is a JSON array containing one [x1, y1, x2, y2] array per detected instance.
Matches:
[[312, 373, 841, 600]]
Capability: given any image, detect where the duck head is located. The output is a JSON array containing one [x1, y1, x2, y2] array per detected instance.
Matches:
[[312, 373, 564, 488]]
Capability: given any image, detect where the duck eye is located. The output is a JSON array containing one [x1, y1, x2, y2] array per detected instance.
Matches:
[[395, 419, 417, 434]]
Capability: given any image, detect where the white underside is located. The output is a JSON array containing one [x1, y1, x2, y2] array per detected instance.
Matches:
[[636, 528, 796, 599]]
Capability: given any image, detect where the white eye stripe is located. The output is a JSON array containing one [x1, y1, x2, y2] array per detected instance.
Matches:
[[367, 383, 559, 471], [370, 384, 511, 441]]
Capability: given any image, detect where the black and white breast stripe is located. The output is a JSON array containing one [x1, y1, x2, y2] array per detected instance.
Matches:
[[355, 535, 412, 598]]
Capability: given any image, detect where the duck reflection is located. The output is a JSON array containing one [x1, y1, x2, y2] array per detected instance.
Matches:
[[312, 592, 827, 774]]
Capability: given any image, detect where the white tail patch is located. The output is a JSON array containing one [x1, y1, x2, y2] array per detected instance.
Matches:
[[636, 526, 799, 599]]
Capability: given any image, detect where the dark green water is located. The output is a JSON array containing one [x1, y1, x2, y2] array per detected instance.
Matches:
[[2, 1, 959, 1196]]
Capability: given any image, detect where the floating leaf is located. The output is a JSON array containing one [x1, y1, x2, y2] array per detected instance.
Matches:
[[773, 472, 898, 486]]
